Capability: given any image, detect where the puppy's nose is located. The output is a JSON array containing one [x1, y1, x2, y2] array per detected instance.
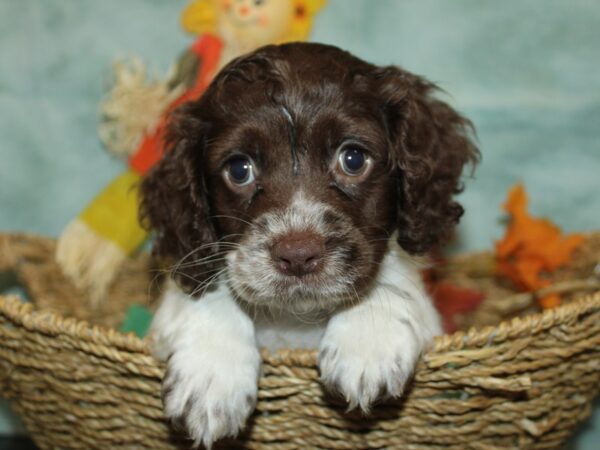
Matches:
[[272, 233, 325, 277]]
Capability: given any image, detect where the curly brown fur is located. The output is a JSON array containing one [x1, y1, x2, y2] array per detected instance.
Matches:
[[375, 68, 479, 253], [139, 112, 219, 293], [139, 42, 479, 296]]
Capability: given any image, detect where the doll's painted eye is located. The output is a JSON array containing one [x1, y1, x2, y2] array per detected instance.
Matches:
[[226, 156, 255, 186]]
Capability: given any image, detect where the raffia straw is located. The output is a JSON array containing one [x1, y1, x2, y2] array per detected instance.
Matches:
[[98, 58, 183, 159]]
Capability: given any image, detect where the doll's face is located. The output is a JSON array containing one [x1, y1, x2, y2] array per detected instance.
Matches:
[[218, 0, 295, 50]]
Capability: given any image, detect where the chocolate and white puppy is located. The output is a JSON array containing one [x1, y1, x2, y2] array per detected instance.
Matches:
[[141, 42, 478, 447]]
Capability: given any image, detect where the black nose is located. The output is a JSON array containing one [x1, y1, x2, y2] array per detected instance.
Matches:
[[271, 232, 325, 277]]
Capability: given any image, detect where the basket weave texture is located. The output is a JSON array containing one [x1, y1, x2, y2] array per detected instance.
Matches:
[[0, 232, 599, 450]]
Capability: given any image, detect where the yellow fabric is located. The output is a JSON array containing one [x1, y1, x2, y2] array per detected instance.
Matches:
[[181, 0, 218, 35], [286, 0, 328, 42], [79, 170, 148, 254], [180, 0, 327, 42]]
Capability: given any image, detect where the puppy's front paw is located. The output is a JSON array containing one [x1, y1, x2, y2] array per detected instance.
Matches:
[[319, 317, 425, 412], [162, 345, 260, 448]]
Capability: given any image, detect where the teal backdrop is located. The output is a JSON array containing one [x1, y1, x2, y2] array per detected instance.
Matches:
[[0, 0, 598, 447]]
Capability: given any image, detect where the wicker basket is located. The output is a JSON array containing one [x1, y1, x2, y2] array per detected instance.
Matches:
[[0, 232, 599, 450]]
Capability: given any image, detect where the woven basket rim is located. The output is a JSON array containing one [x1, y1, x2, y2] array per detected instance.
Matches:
[[2, 230, 599, 367], [1, 291, 598, 368]]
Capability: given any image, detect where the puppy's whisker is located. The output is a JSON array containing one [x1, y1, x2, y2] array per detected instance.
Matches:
[[229, 281, 254, 308], [173, 252, 234, 269], [211, 215, 254, 227], [168, 269, 208, 287], [170, 234, 243, 267], [189, 267, 228, 298], [170, 263, 230, 282], [163, 256, 230, 275], [169, 241, 241, 272], [174, 264, 226, 291]]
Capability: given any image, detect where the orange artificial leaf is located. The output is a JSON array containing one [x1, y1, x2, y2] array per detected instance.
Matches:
[[539, 293, 561, 309], [495, 183, 585, 308], [512, 257, 547, 291]]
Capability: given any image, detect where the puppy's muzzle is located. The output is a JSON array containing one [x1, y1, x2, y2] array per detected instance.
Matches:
[[271, 232, 325, 277]]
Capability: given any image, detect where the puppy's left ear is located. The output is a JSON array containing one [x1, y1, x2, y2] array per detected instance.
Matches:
[[376, 67, 480, 254]]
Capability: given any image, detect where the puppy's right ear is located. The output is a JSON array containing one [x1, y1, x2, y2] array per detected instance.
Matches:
[[139, 105, 219, 294]]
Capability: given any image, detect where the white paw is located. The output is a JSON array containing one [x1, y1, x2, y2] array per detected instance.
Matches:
[[162, 345, 261, 448], [319, 315, 426, 412]]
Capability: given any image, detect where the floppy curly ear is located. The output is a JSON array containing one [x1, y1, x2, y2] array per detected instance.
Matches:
[[139, 105, 219, 294], [377, 67, 479, 254]]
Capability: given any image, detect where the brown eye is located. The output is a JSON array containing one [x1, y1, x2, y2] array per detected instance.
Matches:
[[335, 145, 373, 180], [339, 147, 367, 175], [225, 156, 255, 186]]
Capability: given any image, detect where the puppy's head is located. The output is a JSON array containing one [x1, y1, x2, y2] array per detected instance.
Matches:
[[140, 43, 478, 313]]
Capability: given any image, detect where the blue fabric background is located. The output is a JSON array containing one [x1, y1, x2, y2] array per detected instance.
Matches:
[[1, 0, 598, 446]]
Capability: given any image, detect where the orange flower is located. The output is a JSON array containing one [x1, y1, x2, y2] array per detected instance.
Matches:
[[495, 184, 585, 308]]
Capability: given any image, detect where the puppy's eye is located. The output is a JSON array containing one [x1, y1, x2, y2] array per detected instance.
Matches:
[[338, 147, 370, 176], [226, 156, 255, 186]]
